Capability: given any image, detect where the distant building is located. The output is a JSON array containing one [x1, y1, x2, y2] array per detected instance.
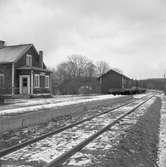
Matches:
[[98, 69, 132, 94], [0, 41, 52, 96]]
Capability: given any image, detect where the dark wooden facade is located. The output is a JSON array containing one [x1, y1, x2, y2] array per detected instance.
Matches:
[[99, 69, 132, 94], [0, 63, 12, 94], [0, 42, 52, 96]]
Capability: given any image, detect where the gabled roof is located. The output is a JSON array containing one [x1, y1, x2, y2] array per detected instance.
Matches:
[[0, 44, 32, 63], [98, 69, 131, 80]]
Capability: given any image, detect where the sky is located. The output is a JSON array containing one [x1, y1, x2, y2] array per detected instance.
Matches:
[[0, 0, 166, 79]]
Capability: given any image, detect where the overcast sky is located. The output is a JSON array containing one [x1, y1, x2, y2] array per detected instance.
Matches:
[[0, 0, 166, 79]]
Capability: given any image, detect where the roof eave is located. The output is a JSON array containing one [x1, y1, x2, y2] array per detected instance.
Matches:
[[0, 62, 13, 64], [16, 66, 52, 73]]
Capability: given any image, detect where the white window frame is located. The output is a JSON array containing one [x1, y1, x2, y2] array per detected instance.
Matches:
[[26, 54, 32, 66], [34, 74, 40, 88], [0, 73, 4, 88], [45, 75, 49, 88]]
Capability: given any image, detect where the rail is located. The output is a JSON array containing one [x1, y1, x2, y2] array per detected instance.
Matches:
[[0, 94, 153, 166], [0, 97, 135, 157], [45, 95, 154, 167]]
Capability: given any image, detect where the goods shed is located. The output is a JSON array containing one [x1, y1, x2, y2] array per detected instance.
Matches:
[[98, 69, 132, 94]]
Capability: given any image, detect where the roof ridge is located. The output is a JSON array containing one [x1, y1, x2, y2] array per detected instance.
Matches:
[[2, 44, 33, 47], [0, 44, 33, 63]]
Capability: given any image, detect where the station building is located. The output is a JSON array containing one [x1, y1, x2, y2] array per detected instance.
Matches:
[[0, 41, 52, 97]]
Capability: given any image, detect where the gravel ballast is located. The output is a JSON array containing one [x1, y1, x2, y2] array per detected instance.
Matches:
[[0, 96, 131, 150], [63, 96, 161, 167], [88, 96, 161, 167], [0, 96, 153, 166], [1, 93, 160, 167]]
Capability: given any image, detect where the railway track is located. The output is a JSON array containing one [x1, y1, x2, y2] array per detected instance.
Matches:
[[0, 94, 155, 167]]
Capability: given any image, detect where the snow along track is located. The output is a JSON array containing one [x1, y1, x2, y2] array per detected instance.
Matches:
[[157, 94, 166, 167], [0, 99, 135, 157], [46, 95, 154, 167], [0, 94, 154, 167], [0, 95, 124, 116]]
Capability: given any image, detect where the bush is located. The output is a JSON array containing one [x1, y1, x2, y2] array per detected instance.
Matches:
[[78, 85, 92, 94]]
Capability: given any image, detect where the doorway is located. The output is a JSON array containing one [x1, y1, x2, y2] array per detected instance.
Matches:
[[19, 75, 30, 94]]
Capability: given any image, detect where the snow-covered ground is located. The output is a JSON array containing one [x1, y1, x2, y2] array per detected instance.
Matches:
[[133, 93, 149, 99], [64, 97, 156, 166], [8, 95, 89, 106], [0, 93, 152, 116], [0, 95, 91, 111], [1, 96, 155, 166], [0, 95, 124, 116], [157, 94, 166, 167]]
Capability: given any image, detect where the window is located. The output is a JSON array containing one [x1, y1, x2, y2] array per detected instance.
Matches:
[[45, 75, 49, 88], [22, 77, 28, 87], [26, 54, 32, 66], [0, 73, 4, 88], [34, 74, 40, 88]]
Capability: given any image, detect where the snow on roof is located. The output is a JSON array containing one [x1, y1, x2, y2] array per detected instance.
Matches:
[[0, 44, 32, 63]]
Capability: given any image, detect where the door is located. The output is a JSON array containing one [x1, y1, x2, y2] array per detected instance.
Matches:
[[19, 75, 30, 94]]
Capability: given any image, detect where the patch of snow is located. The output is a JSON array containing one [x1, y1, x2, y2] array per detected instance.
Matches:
[[2, 96, 155, 166], [0, 95, 123, 116], [65, 97, 156, 166], [133, 92, 151, 99], [157, 95, 166, 167], [66, 152, 92, 166], [2, 127, 95, 163]]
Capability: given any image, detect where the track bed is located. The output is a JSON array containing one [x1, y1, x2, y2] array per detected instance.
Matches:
[[0, 94, 156, 167]]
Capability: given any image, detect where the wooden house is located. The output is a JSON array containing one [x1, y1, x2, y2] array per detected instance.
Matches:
[[0, 41, 52, 97]]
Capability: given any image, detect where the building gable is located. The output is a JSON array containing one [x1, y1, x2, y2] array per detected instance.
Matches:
[[0, 43, 46, 69], [0, 44, 32, 64], [15, 45, 46, 69]]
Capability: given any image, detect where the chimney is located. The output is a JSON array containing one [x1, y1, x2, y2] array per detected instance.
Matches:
[[39, 50, 43, 68], [0, 40, 5, 48]]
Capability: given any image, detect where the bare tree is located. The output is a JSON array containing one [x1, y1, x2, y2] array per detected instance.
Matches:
[[68, 55, 89, 77], [96, 61, 110, 76], [84, 61, 97, 78], [52, 54, 98, 94], [53, 54, 97, 83], [67, 54, 97, 78]]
